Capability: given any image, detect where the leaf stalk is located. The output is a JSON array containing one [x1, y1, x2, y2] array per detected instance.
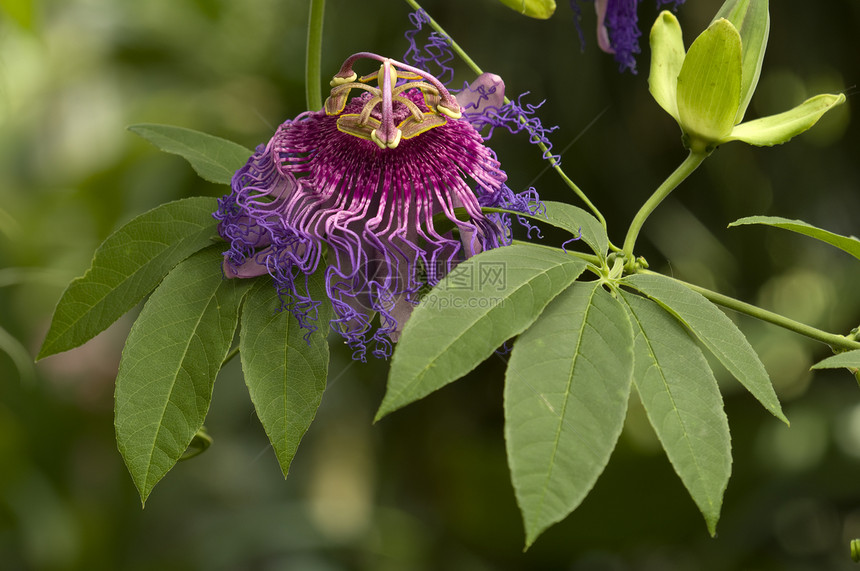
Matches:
[[642, 270, 860, 352], [622, 150, 709, 267]]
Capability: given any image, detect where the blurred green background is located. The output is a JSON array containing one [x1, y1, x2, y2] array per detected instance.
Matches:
[[1, 0, 859, 569]]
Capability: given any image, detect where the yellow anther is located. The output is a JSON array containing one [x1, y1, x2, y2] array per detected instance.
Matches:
[[370, 128, 402, 149], [437, 104, 462, 120], [330, 72, 358, 87], [370, 129, 387, 149], [389, 128, 402, 148]]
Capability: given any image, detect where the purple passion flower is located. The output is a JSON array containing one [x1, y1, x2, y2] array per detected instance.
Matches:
[[215, 53, 532, 361], [571, 0, 686, 73]]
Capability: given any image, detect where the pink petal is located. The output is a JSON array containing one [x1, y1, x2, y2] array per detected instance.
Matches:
[[456, 73, 506, 115], [595, 0, 615, 54], [223, 248, 271, 279]]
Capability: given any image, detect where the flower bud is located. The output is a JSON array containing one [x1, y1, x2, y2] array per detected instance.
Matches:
[[712, 0, 770, 123], [648, 0, 845, 153], [676, 18, 742, 152]]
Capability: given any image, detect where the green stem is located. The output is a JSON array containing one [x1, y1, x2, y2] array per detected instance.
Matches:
[[645, 270, 860, 352], [178, 427, 212, 461], [436, 207, 602, 262], [544, 159, 608, 237], [305, 0, 326, 111], [222, 345, 240, 367], [401, 0, 610, 238], [622, 150, 708, 264], [403, 0, 483, 75]]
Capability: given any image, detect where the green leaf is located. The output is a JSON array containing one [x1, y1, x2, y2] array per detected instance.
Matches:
[[38, 197, 220, 360], [115, 247, 249, 503], [377, 244, 587, 420], [729, 215, 860, 260], [621, 291, 731, 536], [541, 201, 609, 258], [725, 93, 847, 147], [456, 201, 607, 257], [624, 273, 786, 424], [128, 124, 253, 185], [648, 10, 685, 122], [713, 0, 770, 123], [506, 282, 633, 548], [240, 275, 332, 478], [677, 19, 742, 150], [811, 350, 860, 370], [495, 0, 556, 19]]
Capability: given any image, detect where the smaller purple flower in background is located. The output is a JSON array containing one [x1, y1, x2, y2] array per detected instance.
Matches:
[[215, 53, 538, 361], [570, 0, 686, 73]]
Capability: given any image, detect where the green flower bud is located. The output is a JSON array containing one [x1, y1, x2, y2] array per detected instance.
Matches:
[[712, 0, 770, 123], [724, 93, 847, 146], [648, 11, 685, 122], [676, 18, 742, 152], [648, 0, 845, 153]]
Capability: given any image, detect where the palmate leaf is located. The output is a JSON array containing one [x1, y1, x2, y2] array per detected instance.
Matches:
[[461, 201, 608, 257], [621, 291, 731, 536], [38, 197, 219, 360], [812, 350, 860, 389], [240, 275, 332, 478], [128, 124, 252, 185], [812, 350, 860, 370], [730, 216, 860, 260], [505, 282, 633, 548], [115, 246, 250, 504], [624, 273, 786, 423], [540, 200, 609, 257], [376, 244, 587, 420], [498, 200, 607, 256]]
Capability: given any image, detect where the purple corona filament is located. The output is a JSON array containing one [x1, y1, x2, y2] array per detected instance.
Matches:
[[215, 53, 533, 361], [446, 73, 551, 239], [404, 9, 455, 86], [570, 0, 686, 73], [404, 11, 560, 166], [400, 21, 554, 243]]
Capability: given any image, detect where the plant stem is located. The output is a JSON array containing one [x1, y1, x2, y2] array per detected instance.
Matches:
[[401, 0, 609, 238], [645, 270, 860, 352], [403, 0, 483, 75], [305, 0, 326, 111], [222, 345, 240, 367], [622, 150, 708, 263], [543, 160, 608, 237]]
